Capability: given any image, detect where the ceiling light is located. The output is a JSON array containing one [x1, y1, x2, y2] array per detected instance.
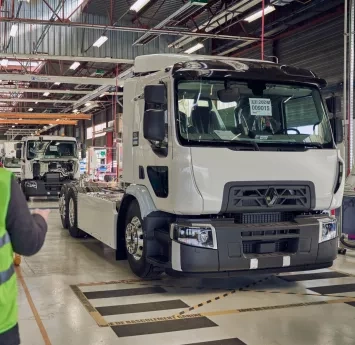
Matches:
[[69, 62, 80, 70], [49, 123, 53, 126], [28, 108, 33, 112], [56, 119, 60, 121], [54, 82, 61, 85], [244, 5, 275, 23], [184, 42, 204, 54], [15, 123, 18, 125], [9, 24, 18, 37], [43, 92, 50, 96], [99, 93, 105, 98], [73, 109, 79, 113], [0, 59, 8, 67], [85, 102, 91, 107], [93, 36, 108, 48], [19, 118, 22, 120], [12, 125, 15, 128], [35, 101, 38, 104], [130, 0, 151, 13]]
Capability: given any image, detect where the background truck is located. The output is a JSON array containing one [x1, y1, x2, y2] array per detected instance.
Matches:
[[59, 54, 345, 278], [16, 135, 83, 201], [1, 141, 21, 180]]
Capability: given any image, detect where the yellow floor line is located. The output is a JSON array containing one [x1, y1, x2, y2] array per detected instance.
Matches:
[[16, 267, 52, 345]]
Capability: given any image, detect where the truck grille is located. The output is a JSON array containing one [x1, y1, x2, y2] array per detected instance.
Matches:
[[243, 238, 299, 254], [224, 183, 313, 212], [235, 212, 294, 224]]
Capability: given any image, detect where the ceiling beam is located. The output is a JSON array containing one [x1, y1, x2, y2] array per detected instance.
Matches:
[[0, 113, 91, 120], [0, 119, 77, 125], [0, 53, 133, 65], [0, 98, 78, 103], [0, 74, 118, 86], [0, 88, 95, 95], [1, 17, 261, 42]]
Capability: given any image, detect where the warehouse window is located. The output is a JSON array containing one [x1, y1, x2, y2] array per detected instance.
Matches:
[[86, 123, 107, 140]]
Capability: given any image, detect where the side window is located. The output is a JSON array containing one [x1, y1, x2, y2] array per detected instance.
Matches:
[[284, 96, 321, 135]]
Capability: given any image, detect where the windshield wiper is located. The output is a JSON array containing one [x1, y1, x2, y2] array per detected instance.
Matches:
[[227, 139, 260, 151]]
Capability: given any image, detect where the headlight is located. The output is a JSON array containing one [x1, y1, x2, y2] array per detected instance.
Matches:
[[170, 224, 217, 249], [318, 217, 337, 243]]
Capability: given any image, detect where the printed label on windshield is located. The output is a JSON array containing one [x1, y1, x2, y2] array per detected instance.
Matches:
[[249, 98, 272, 116]]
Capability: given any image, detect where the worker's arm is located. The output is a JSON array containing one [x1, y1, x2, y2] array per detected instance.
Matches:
[[6, 179, 48, 256]]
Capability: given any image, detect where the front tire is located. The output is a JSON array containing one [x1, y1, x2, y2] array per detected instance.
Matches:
[[67, 189, 86, 238], [125, 200, 162, 279], [59, 185, 69, 229]]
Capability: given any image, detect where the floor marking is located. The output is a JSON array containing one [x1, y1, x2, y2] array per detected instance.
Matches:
[[77, 278, 150, 287], [70, 285, 108, 327], [308, 283, 355, 295], [240, 289, 352, 299], [181, 339, 247, 345], [16, 267, 53, 345], [175, 275, 273, 317], [84, 286, 167, 299], [279, 271, 350, 282], [108, 297, 355, 327]]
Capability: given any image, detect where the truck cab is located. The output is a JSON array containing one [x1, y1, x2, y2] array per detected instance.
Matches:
[[62, 54, 345, 278], [17, 135, 81, 200], [1, 141, 21, 181]]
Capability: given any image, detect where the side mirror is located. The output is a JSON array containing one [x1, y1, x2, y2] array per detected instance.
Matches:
[[326, 96, 342, 115], [143, 109, 165, 142], [16, 143, 22, 150], [144, 84, 166, 105], [16, 150, 21, 159], [330, 118, 343, 144]]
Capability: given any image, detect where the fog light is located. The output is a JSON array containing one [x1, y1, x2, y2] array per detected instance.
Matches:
[[318, 217, 337, 243], [170, 224, 217, 249]]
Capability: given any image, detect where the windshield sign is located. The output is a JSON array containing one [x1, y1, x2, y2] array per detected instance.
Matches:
[[176, 80, 333, 149], [27, 140, 77, 160]]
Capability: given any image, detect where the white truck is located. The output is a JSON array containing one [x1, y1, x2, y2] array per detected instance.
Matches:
[[59, 54, 345, 278], [1, 141, 22, 180], [16, 135, 83, 201]]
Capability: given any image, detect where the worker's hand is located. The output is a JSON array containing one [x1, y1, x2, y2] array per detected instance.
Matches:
[[32, 209, 50, 222]]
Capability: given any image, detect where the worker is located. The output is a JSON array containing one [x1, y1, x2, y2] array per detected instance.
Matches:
[[0, 168, 49, 345]]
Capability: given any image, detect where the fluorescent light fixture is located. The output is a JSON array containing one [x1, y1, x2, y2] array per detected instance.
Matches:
[[35, 101, 38, 104], [130, 0, 151, 13], [73, 109, 79, 113], [85, 102, 91, 107], [54, 82, 61, 85], [93, 36, 108, 48], [43, 92, 50, 96], [0, 59, 8, 67], [244, 5, 275, 23], [9, 24, 18, 37], [56, 119, 60, 121], [184, 42, 204, 54], [12, 125, 15, 128], [69, 62, 80, 70], [99, 93, 105, 98], [28, 108, 33, 112], [49, 123, 53, 126]]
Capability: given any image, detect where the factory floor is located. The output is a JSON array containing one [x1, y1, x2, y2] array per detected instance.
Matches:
[[16, 199, 355, 345]]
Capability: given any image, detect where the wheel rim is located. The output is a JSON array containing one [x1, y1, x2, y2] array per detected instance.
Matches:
[[59, 194, 66, 220], [125, 216, 144, 261], [69, 198, 75, 227]]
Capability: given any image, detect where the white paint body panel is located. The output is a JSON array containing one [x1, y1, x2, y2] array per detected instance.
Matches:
[[77, 193, 118, 249], [190, 147, 343, 213]]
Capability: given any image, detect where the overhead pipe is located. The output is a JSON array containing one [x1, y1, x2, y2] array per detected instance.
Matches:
[[0, 17, 261, 42], [0, 113, 91, 120], [0, 119, 78, 125]]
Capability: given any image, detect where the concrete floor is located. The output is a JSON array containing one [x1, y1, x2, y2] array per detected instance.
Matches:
[[16, 198, 355, 345]]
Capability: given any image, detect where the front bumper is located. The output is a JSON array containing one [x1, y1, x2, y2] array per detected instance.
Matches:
[[23, 179, 70, 197], [168, 216, 337, 275]]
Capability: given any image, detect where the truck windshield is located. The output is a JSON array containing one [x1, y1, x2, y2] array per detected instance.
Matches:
[[27, 140, 77, 160], [4, 157, 20, 168], [176, 80, 333, 149]]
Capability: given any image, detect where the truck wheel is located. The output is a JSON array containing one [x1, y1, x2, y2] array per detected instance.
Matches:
[[21, 181, 30, 201], [125, 200, 162, 279], [59, 185, 69, 229], [67, 189, 86, 238]]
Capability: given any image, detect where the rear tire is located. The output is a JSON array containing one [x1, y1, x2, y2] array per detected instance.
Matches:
[[59, 185, 69, 229], [125, 200, 162, 279], [67, 189, 86, 238]]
